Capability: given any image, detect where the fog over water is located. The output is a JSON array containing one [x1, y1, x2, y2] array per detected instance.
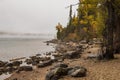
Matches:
[[0, 0, 78, 34]]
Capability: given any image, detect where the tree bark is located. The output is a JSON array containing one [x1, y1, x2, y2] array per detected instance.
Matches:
[[103, 0, 115, 59], [114, 15, 120, 53]]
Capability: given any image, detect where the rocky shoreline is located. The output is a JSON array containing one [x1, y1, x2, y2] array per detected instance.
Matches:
[[1, 39, 120, 80]]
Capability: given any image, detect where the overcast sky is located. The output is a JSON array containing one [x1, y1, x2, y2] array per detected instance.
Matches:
[[0, 0, 78, 34]]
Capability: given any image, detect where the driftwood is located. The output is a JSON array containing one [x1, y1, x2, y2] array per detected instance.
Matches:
[[10, 57, 26, 62]]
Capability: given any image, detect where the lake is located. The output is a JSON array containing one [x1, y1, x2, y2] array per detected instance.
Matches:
[[0, 34, 55, 80]]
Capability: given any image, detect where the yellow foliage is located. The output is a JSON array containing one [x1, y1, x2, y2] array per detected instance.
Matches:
[[80, 20, 88, 24], [72, 17, 78, 26], [83, 27, 87, 32], [56, 23, 63, 32]]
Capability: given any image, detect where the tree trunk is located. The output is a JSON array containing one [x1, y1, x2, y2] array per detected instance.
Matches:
[[114, 15, 120, 53], [103, 0, 115, 59]]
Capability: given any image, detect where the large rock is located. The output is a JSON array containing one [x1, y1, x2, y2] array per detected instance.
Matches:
[[45, 63, 70, 80], [16, 66, 33, 73], [40, 57, 51, 61], [64, 51, 81, 59], [6, 67, 17, 73], [5, 63, 13, 67], [0, 67, 6, 75], [45, 69, 59, 80], [25, 56, 41, 65], [37, 60, 53, 68], [45, 67, 68, 80], [45, 64, 87, 80], [5, 61, 22, 67], [12, 61, 22, 66], [52, 53, 62, 58], [25, 59, 33, 64], [0, 61, 7, 67], [68, 66, 87, 77]]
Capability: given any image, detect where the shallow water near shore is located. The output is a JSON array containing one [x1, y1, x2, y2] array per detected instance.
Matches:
[[0, 34, 55, 80]]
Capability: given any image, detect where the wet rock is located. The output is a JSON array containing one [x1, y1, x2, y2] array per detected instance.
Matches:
[[5, 63, 13, 67], [52, 53, 62, 58], [29, 56, 37, 60], [46, 52, 51, 56], [5, 61, 22, 67], [64, 51, 81, 59], [25, 59, 33, 64], [41, 57, 51, 61], [6, 67, 17, 73], [12, 61, 22, 66], [68, 66, 87, 77], [36, 53, 41, 56], [16, 66, 33, 73], [25, 56, 41, 65], [0, 61, 8, 67], [0, 67, 5, 75], [37, 60, 53, 68]]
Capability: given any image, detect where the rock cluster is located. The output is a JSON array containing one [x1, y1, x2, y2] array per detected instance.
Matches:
[[45, 63, 87, 80], [0, 60, 33, 75]]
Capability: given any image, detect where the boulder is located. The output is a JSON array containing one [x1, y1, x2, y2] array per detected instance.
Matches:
[[12, 61, 22, 66], [25, 57, 40, 65], [45, 64, 87, 80], [64, 51, 81, 59], [45, 70, 59, 80], [0, 67, 5, 75], [52, 53, 62, 58], [25, 59, 33, 64], [6, 67, 17, 73], [16, 66, 33, 73], [0, 61, 7, 67], [68, 66, 87, 77], [53, 67, 68, 76], [40, 57, 51, 61], [5, 63, 13, 67], [5, 61, 22, 67], [46, 52, 51, 56], [37, 60, 53, 68], [45, 67, 68, 80], [36, 53, 41, 56]]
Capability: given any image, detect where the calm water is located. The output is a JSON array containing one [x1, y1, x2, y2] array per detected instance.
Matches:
[[0, 35, 55, 61], [0, 34, 55, 80]]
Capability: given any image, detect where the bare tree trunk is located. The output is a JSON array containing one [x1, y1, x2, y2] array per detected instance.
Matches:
[[103, 0, 115, 59], [114, 16, 120, 53]]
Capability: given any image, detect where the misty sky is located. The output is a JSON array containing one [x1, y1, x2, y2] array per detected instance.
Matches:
[[0, 0, 78, 34]]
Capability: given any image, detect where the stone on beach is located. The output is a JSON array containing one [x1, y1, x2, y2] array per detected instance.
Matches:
[[37, 60, 53, 68], [45, 62, 87, 80], [16, 66, 33, 73], [0, 61, 8, 67], [45, 67, 68, 80], [68, 66, 87, 77], [64, 51, 81, 59]]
